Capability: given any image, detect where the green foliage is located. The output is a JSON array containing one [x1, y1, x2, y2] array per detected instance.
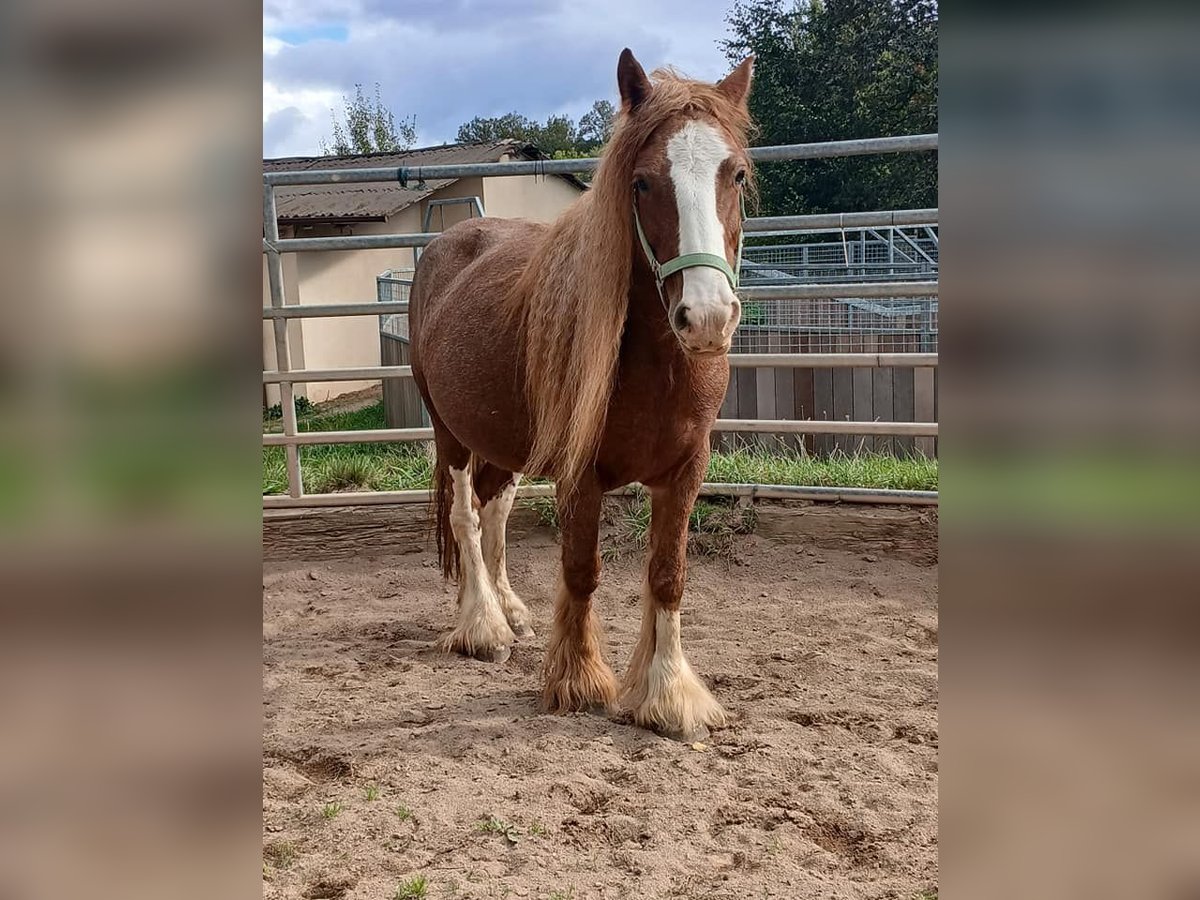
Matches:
[[740, 300, 768, 325], [526, 496, 559, 529], [724, 0, 937, 215], [323, 83, 417, 155], [364, 784, 379, 801], [455, 99, 614, 156], [393, 875, 428, 899], [396, 805, 415, 823], [476, 815, 521, 844], [321, 801, 342, 820], [263, 840, 296, 869], [264, 395, 314, 421]]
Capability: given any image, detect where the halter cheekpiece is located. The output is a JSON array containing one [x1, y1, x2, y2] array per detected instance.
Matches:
[[633, 190, 746, 311]]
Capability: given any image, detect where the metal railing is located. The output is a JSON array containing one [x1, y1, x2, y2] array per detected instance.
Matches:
[[262, 133, 938, 510]]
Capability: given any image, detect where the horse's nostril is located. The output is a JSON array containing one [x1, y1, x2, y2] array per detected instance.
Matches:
[[673, 305, 690, 331]]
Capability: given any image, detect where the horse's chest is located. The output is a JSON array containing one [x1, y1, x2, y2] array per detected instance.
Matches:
[[600, 353, 727, 483]]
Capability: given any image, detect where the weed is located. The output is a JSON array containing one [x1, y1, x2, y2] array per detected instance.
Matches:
[[396, 805, 415, 823], [307, 455, 382, 493], [618, 490, 652, 549], [526, 496, 558, 529], [264, 396, 314, 421], [476, 815, 520, 844], [547, 890, 575, 900], [528, 823, 548, 836], [263, 840, 296, 869], [321, 801, 342, 820], [364, 784, 379, 801], [394, 874, 428, 899]]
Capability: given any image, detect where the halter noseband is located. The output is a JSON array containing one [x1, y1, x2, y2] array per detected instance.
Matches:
[[633, 191, 746, 311]]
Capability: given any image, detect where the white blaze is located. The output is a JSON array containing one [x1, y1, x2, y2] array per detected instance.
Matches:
[[665, 119, 737, 338]]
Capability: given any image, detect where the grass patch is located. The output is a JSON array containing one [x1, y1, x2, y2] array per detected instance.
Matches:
[[396, 805, 414, 823], [364, 784, 379, 801], [476, 815, 520, 844], [320, 801, 342, 820], [263, 840, 296, 869], [263, 401, 937, 496], [706, 444, 937, 491], [393, 875, 428, 899]]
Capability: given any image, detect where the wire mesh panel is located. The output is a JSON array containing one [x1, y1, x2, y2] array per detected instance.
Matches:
[[378, 268, 413, 338], [737, 225, 937, 356], [742, 226, 938, 284]]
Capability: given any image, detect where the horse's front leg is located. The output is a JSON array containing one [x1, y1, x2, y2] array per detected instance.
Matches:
[[541, 475, 618, 714], [621, 453, 727, 741]]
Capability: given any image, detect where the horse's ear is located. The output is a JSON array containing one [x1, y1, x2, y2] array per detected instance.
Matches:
[[717, 55, 755, 107], [617, 48, 652, 111]]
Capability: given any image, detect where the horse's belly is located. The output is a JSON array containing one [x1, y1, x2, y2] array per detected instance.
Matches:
[[419, 302, 533, 473]]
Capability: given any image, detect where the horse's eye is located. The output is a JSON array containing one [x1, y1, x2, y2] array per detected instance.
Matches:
[[734, 169, 747, 185], [634, 177, 649, 194]]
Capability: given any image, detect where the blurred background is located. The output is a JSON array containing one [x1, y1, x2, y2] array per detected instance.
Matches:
[[1, 0, 1198, 898]]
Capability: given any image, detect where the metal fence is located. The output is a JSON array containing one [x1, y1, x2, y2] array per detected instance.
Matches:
[[262, 133, 939, 510]]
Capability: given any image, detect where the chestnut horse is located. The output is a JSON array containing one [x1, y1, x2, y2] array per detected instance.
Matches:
[[409, 49, 753, 740]]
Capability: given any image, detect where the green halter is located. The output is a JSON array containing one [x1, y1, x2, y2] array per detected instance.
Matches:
[[633, 191, 746, 310]]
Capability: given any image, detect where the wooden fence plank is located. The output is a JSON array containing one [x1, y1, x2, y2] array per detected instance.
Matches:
[[893, 367, 915, 457], [794, 357, 816, 455], [872, 367, 895, 456], [832, 366, 853, 456], [914, 366, 936, 458], [737, 366, 759, 448], [813, 366, 833, 456], [852, 367, 874, 456]]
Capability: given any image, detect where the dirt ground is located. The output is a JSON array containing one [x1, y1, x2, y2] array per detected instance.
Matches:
[[263, 527, 938, 900]]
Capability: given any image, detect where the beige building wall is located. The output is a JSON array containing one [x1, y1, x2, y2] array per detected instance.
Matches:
[[262, 173, 582, 406], [483, 173, 583, 222]]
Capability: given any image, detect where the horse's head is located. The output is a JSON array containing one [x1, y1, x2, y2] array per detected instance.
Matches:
[[618, 49, 754, 357]]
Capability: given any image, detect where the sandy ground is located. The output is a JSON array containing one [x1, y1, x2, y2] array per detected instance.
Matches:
[[263, 529, 938, 900]]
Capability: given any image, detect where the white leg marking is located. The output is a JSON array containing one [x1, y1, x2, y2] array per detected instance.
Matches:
[[479, 475, 533, 638], [440, 466, 515, 661], [622, 580, 726, 739]]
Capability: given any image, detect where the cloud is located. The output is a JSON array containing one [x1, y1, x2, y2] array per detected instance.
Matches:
[[262, 0, 737, 157]]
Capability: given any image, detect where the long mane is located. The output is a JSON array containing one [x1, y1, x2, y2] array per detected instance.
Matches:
[[509, 69, 752, 497]]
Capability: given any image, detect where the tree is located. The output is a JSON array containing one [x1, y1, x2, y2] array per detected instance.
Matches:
[[723, 0, 937, 216], [577, 100, 616, 149], [322, 83, 417, 155], [455, 100, 615, 156]]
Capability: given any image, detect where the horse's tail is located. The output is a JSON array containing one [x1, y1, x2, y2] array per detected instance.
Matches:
[[433, 452, 461, 581]]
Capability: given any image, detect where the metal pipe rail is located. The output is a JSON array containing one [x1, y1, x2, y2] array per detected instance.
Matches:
[[261, 281, 938, 322], [263, 134, 938, 187], [742, 208, 937, 233], [262, 482, 937, 510], [262, 209, 938, 254], [263, 419, 936, 447], [261, 353, 938, 384]]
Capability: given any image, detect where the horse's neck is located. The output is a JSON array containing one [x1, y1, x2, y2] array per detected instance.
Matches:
[[624, 260, 688, 365]]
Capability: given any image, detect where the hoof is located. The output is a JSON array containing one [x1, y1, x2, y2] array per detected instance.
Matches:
[[472, 642, 511, 664], [658, 722, 710, 743], [510, 621, 536, 640], [437, 624, 515, 664]]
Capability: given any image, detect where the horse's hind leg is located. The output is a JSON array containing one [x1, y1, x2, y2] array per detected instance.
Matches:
[[473, 463, 534, 638], [542, 476, 618, 713], [435, 434, 516, 663], [620, 452, 726, 741]]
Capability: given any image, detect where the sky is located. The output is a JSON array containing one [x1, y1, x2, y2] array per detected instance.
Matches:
[[263, 0, 743, 158]]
